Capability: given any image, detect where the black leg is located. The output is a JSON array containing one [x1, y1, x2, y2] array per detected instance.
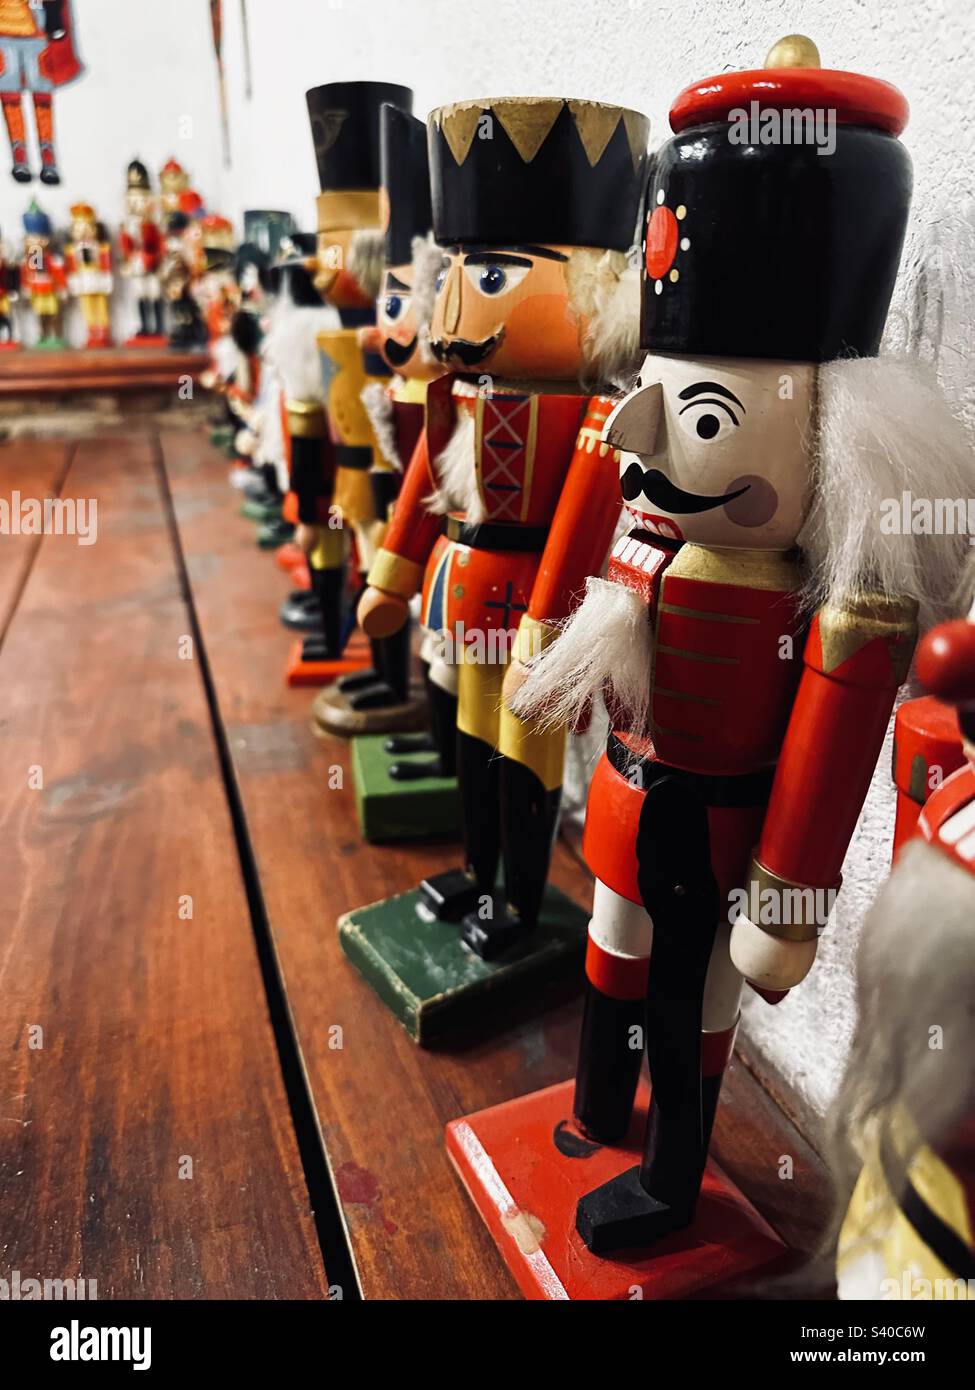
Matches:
[[573, 980, 645, 1144], [419, 729, 499, 921]]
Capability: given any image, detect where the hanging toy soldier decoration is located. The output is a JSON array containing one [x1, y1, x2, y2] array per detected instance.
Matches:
[[317, 100, 442, 738], [0, 0, 83, 185], [445, 37, 973, 1298], [119, 160, 166, 345], [830, 581, 975, 1300], [339, 92, 649, 1040], [285, 79, 411, 689], [64, 202, 112, 348], [20, 199, 66, 348]]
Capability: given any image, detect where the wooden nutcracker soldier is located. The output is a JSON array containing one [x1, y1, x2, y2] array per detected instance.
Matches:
[[832, 593, 975, 1298], [0, 225, 18, 347], [340, 93, 648, 1037], [64, 201, 112, 348], [446, 37, 972, 1298], [0, 0, 82, 185], [317, 100, 442, 736], [286, 80, 411, 688], [20, 199, 65, 347], [119, 159, 166, 345], [159, 157, 191, 216]]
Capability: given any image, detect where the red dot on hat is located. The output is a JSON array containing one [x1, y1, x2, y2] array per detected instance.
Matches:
[[645, 205, 679, 281]]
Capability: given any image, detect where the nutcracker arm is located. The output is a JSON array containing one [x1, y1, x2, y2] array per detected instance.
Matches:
[[730, 591, 918, 988], [364, 428, 441, 603], [43, 0, 67, 39]]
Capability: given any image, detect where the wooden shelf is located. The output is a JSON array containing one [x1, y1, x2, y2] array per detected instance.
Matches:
[[0, 346, 208, 397]]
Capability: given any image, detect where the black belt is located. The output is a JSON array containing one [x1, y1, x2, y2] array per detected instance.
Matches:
[[880, 1131, 975, 1283], [336, 444, 373, 470], [444, 516, 549, 552], [607, 734, 775, 808]]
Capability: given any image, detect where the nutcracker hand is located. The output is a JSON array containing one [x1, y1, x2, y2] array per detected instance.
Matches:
[[501, 658, 528, 712], [358, 585, 408, 638], [294, 523, 318, 557], [729, 914, 818, 990]]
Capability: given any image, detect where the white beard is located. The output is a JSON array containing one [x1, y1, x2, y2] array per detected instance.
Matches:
[[361, 380, 400, 470], [511, 577, 651, 732], [425, 412, 483, 523]]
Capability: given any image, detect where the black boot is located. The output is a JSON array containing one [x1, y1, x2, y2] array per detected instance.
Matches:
[[301, 565, 344, 662], [573, 979, 646, 1144], [389, 670, 458, 780], [138, 298, 152, 337], [346, 622, 412, 712], [461, 759, 560, 959], [420, 730, 500, 921], [153, 299, 165, 337], [575, 775, 719, 1254]]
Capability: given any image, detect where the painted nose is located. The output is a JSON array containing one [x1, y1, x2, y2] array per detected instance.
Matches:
[[604, 381, 663, 456], [441, 265, 462, 335]]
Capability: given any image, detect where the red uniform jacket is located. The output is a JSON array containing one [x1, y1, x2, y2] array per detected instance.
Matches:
[[21, 248, 66, 296], [118, 221, 162, 274]]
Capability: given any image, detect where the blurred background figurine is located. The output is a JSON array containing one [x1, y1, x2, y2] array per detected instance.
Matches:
[[64, 201, 112, 348], [0, 224, 19, 347], [0, 0, 83, 186], [831, 581, 975, 1300], [159, 157, 192, 217], [160, 211, 207, 351], [20, 198, 66, 347], [119, 159, 166, 345]]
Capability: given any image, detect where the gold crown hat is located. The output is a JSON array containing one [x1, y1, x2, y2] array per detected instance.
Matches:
[[428, 97, 650, 252], [69, 201, 96, 222]]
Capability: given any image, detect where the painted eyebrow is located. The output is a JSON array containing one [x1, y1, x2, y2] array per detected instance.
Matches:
[[385, 272, 409, 291], [677, 381, 746, 412], [463, 252, 534, 268]]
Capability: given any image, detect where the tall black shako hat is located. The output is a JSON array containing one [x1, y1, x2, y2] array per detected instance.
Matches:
[[428, 97, 650, 253], [306, 81, 413, 193], [380, 103, 431, 267], [641, 35, 912, 361]]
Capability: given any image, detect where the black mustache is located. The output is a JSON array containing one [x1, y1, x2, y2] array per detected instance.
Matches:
[[383, 335, 417, 367], [430, 332, 502, 367], [621, 463, 750, 515]]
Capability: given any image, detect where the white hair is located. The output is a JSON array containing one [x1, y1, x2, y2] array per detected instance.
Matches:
[[262, 294, 335, 402]]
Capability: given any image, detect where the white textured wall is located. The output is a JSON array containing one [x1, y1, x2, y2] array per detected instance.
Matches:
[[15, 0, 973, 1121]]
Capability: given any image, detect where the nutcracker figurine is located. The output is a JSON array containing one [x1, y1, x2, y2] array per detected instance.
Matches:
[[20, 199, 65, 347], [317, 100, 442, 739], [119, 160, 166, 345], [159, 157, 191, 216], [285, 79, 411, 688], [0, 0, 83, 185], [64, 202, 112, 348], [0, 227, 18, 347], [339, 93, 649, 1038], [446, 37, 972, 1298], [832, 590, 975, 1299], [263, 235, 352, 671]]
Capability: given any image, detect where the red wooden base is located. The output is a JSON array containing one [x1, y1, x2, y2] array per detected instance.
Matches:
[[285, 633, 371, 688], [123, 335, 170, 349], [446, 1079, 786, 1300], [274, 545, 310, 586]]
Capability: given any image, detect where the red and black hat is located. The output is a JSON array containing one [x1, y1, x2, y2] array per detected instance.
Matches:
[[306, 81, 413, 193], [380, 103, 431, 268], [427, 97, 650, 253], [641, 36, 912, 361]]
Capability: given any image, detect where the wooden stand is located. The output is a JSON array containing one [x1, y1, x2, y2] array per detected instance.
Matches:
[[0, 346, 208, 397], [285, 633, 371, 688], [351, 733, 459, 842], [447, 1079, 787, 1300]]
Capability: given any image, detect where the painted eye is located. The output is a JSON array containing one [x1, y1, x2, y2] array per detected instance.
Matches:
[[434, 267, 448, 293], [677, 399, 739, 444], [463, 263, 529, 296], [383, 293, 404, 322]]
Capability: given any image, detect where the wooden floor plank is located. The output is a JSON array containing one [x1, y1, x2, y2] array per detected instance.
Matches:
[[0, 433, 328, 1300], [164, 428, 830, 1300], [0, 438, 72, 641]]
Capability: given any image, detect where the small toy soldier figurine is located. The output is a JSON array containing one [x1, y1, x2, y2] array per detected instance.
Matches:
[[317, 99, 441, 734], [356, 94, 649, 957], [20, 199, 65, 347], [64, 201, 112, 348], [833, 584, 975, 1299], [290, 79, 411, 685], [0, 226, 19, 347], [505, 36, 970, 1266], [159, 157, 191, 216], [0, 0, 83, 184], [119, 159, 165, 344], [160, 211, 207, 351]]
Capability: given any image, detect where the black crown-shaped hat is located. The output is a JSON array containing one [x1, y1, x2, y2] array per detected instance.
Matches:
[[428, 97, 650, 252], [380, 104, 431, 267]]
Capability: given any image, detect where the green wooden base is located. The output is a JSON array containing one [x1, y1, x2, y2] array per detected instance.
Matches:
[[338, 881, 589, 1044], [351, 734, 459, 842]]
